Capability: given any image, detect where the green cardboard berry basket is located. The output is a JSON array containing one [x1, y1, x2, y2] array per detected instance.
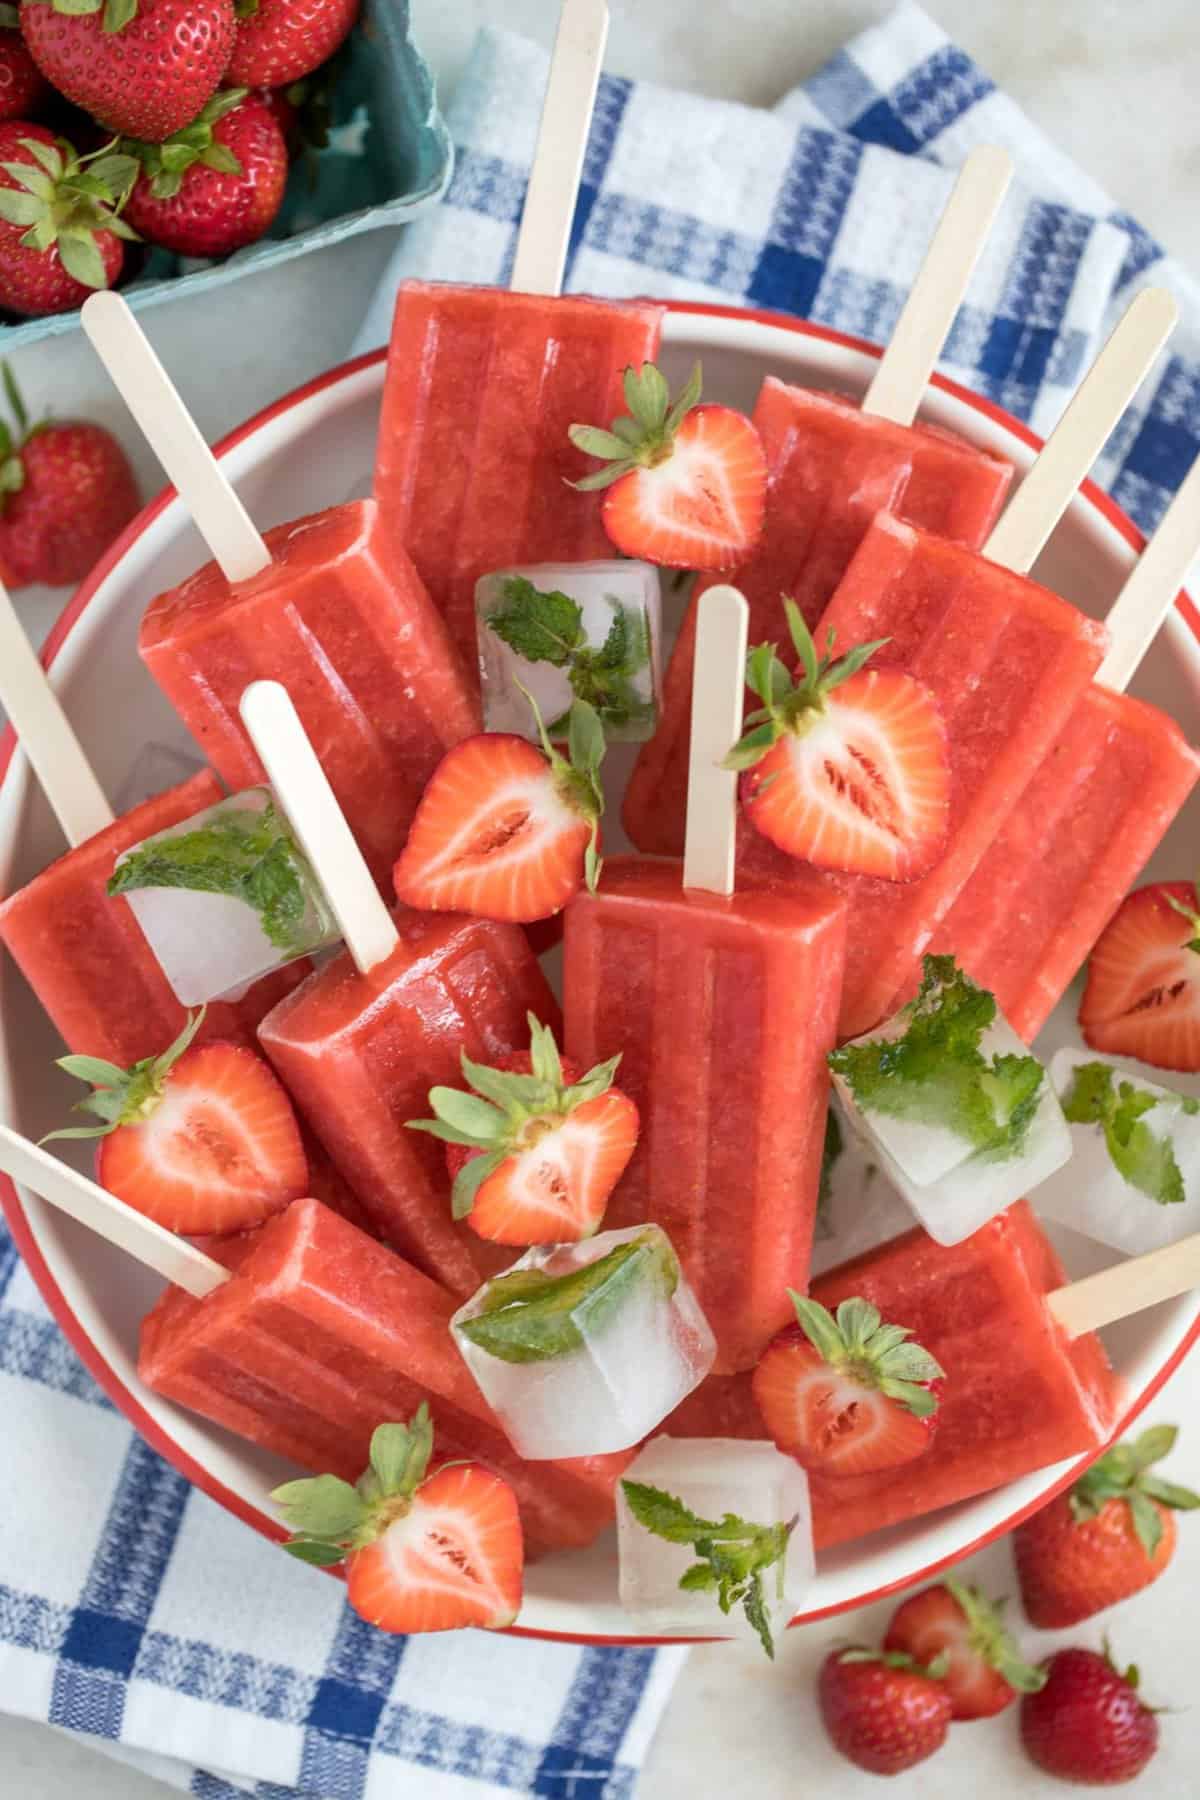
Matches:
[[0, 0, 452, 347]]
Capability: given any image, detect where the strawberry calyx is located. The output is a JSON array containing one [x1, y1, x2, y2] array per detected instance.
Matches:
[[568, 361, 705, 493], [0, 361, 46, 517], [1163, 878, 1200, 953], [42, 1007, 207, 1141], [272, 1404, 452, 1566], [723, 598, 889, 771], [0, 6, 20, 27], [521, 685, 606, 893], [941, 1578, 1046, 1695], [835, 1646, 951, 1682], [121, 90, 248, 200], [407, 1011, 622, 1220], [788, 1291, 945, 1420], [1069, 1425, 1200, 1557], [23, 0, 141, 31], [0, 131, 138, 289]]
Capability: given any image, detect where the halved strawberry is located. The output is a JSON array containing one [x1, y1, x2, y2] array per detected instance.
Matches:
[[569, 362, 766, 569], [47, 1009, 307, 1235], [273, 1405, 523, 1635], [883, 1578, 1045, 1720], [726, 600, 949, 881], [408, 1013, 637, 1243], [751, 1291, 944, 1478], [393, 698, 606, 922], [1080, 880, 1200, 1072]]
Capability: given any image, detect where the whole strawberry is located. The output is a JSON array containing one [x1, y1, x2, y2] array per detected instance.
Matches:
[[1015, 1424, 1199, 1628], [0, 122, 137, 315], [1020, 1646, 1159, 1785], [0, 364, 140, 586], [122, 89, 287, 258], [228, 0, 357, 90], [884, 1577, 1045, 1719], [19, 0, 236, 142], [818, 1646, 952, 1776], [0, 7, 48, 121]]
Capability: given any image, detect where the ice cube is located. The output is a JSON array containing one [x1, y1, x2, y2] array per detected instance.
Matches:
[[811, 1096, 914, 1274], [476, 561, 662, 743], [450, 1225, 716, 1459], [616, 1435, 813, 1644], [1036, 1050, 1200, 1255], [113, 787, 339, 1007]]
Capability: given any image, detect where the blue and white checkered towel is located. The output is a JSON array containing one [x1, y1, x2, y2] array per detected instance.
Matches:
[[6, 7, 1200, 1797], [359, 0, 1200, 538]]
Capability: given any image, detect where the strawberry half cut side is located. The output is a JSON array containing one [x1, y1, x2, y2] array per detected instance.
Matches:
[[883, 1578, 1046, 1719], [45, 1008, 308, 1236], [569, 361, 767, 570], [408, 1012, 638, 1244], [273, 1405, 524, 1635], [751, 1291, 944, 1478], [725, 599, 950, 881], [1080, 879, 1200, 1072], [393, 696, 607, 922]]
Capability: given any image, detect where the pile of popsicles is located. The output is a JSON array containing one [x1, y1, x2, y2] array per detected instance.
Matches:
[[1, 0, 1199, 1650]]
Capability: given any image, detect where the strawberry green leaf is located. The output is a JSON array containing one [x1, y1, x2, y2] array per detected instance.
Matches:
[[1, 361, 26, 437], [281, 1539, 346, 1567], [830, 955, 1046, 1161], [569, 363, 702, 489], [0, 191, 41, 227], [55, 229, 109, 291], [787, 1289, 944, 1419], [0, 5, 19, 25], [620, 1477, 794, 1659], [101, 0, 137, 27], [724, 599, 891, 771], [1127, 1489, 1165, 1559], [19, 136, 63, 180], [43, 1008, 206, 1143], [271, 1473, 369, 1542], [449, 1147, 507, 1221], [944, 1578, 1046, 1694], [366, 1406, 433, 1499], [1139, 1474, 1200, 1510], [201, 144, 243, 177]]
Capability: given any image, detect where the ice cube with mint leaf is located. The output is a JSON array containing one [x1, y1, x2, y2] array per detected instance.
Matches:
[[828, 955, 1070, 1244], [108, 786, 338, 1005], [475, 562, 661, 742], [450, 1224, 715, 1459], [616, 1435, 813, 1655], [1034, 1050, 1200, 1255]]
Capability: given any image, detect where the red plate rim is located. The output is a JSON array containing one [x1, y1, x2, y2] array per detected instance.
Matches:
[[2, 299, 1198, 1646]]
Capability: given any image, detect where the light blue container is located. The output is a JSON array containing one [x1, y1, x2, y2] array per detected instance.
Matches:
[[0, 0, 452, 348]]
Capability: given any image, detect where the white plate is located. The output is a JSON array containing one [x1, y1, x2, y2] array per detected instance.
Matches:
[[2, 305, 1199, 1643]]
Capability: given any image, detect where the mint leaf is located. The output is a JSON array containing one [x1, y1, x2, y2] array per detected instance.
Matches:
[[554, 599, 656, 736], [829, 955, 1045, 1159], [620, 1478, 794, 1659], [488, 577, 585, 666], [457, 1231, 676, 1364], [1062, 1062, 1186, 1207], [107, 797, 325, 954]]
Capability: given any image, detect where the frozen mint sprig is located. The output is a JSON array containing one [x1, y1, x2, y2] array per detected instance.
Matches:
[[828, 954, 1045, 1160], [620, 1478, 796, 1659], [107, 796, 324, 953], [488, 577, 654, 736], [456, 1230, 676, 1365], [1062, 1061, 1197, 1208]]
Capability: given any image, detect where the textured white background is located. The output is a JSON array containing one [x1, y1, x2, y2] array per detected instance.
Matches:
[[4, 1, 1200, 1793]]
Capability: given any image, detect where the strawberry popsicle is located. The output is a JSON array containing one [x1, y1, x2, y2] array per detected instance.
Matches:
[[564, 590, 848, 1372], [730, 290, 1180, 1039], [928, 449, 1200, 1041], [140, 1195, 626, 1557], [0, 578, 304, 1064], [377, 286, 665, 674], [81, 293, 480, 893], [625, 145, 1018, 859], [374, 0, 665, 673], [240, 683, 560, 1295]]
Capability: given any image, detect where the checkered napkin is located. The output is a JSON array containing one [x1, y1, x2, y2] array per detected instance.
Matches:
[[5, 8, 1200, 1798], [359, 0, 1200, 537]]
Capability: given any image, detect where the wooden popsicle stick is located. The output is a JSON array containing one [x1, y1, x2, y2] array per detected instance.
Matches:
[[81, 292, 271, 586], [682, 585, 750, 897], [0, 576, 114, 848], [0, 1125, 227, 1299], [983, 287, 1179, 576], [1048, 1232, 1200, 1340], [1097, 444, 1200, 691], [863, 146, 1014, 427], [239, 681, 399, 977], [509, 0, 609, 297]]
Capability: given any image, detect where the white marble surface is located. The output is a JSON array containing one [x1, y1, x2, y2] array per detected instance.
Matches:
[[4, 0, 1200, 1793]]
